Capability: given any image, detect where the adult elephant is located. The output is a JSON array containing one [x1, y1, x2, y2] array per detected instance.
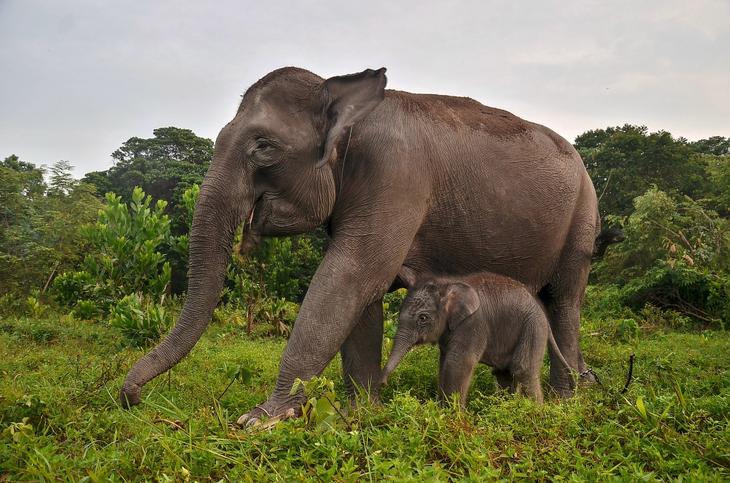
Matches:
[[120, 67, 600, 424]]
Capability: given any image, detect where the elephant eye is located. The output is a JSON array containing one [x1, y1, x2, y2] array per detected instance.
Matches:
[[249, 137, 279, 166], [418, 313, 429, 322], [253, 137, 276, 153]]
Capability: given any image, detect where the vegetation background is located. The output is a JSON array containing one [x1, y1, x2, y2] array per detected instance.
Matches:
[[1, 125, 728, 479]]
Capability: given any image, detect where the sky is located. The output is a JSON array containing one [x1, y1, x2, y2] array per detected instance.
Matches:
[[1, 0, 728, 177]]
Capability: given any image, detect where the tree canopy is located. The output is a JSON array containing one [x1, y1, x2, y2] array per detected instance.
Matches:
[[82, 127, 213, 217], [575, 125, 710, 218]]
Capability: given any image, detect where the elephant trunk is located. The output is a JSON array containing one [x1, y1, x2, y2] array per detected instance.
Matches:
[[381, 334, 415, 386], [120, 170, 248, 408]]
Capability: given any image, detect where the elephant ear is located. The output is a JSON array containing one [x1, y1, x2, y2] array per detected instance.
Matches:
[[443, 282, 480, 330], [316, 68, 387, 168]]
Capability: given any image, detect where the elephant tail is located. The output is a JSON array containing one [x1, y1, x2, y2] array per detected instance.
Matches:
[[547, 328, 574, 381], [592, 227, 625, 260]]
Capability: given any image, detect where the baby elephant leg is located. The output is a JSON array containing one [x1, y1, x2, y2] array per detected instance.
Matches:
[[511, 308, 549, 404], [513, 372, 544, 404], [439, 351, 479, 407]]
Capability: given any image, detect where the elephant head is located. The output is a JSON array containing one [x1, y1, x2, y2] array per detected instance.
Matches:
[[120, 67, 387, 407], [381, 279, 480, 385]]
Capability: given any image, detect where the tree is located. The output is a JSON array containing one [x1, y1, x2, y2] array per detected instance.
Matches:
[[689, 136, 730, 156], [82, 127, 213, 216], [704, 154, 730, 216], [575, 125, 709, 218], [47, 160, 75, 196], [82, 127, 214, 293], [0, 157, 101, 296]]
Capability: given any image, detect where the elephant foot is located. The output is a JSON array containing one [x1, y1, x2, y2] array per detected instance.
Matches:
[[579, 367, 599, 385], [236, 399, 303, 428], [549, 367, 599, 398], [120, 382, 142, 409]]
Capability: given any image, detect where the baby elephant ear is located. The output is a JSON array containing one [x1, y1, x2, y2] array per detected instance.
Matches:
[[444, 282, 480, 329], [316, 68, 387, 168]]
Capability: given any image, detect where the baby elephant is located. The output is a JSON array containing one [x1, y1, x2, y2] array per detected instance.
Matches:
[[382, 271, 572, 405]]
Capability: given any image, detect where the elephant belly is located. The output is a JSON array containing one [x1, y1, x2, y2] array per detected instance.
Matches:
[[406, 161, 582, 290]]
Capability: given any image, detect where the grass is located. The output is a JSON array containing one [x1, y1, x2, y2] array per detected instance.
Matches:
[[1, 309, 729, 481]]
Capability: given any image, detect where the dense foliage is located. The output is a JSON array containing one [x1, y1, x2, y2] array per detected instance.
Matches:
[[82, 127, 212, 215], [52, 187, 174, 320], [577, 127, 730, 326], [82, 127, 214, 292], [575, 126, 721, 217], [0, 157, 101, 300]]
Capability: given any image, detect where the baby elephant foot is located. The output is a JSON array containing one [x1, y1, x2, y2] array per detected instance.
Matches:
[[236, 399, 302, 428]]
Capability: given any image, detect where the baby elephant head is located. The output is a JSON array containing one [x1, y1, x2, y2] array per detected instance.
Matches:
[[381, 279, 480, 385]]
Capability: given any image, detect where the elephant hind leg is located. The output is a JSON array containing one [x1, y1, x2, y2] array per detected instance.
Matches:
[[540, 215, 596, 396], [341, 299, 384, 402]]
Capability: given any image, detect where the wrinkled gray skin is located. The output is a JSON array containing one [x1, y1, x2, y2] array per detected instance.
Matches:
[[382, 272, 573, 405], [120, 67, 600, 425]]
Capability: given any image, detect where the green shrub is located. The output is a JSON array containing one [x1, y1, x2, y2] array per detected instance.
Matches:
[[84, 188, 172, 298], [582, 285, 634, 322], [638, 304, 692, 331], [383, 288, 408, 342], [52, 271, 95, 307], [214, 297, 299, 338], [229, 233, 324, 304], [0, 293, 23, 316], [109, 294, 171, 348], [52, 187, 173, 314], [593, 187, 729, 326], [620, 262, 728, 329], [72, 299, 99, 320], [24, 293, 46, 319]]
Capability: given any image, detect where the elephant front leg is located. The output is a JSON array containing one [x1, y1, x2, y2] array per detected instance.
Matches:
[[341, 299, 384, 402], [236, 245, 408, 426], [438, 350, 478, 408]]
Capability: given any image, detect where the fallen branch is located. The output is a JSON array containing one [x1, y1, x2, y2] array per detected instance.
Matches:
[[621, 353, 635, 394]]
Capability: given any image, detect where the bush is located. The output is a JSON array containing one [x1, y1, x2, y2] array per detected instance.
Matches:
[[52, 271, 95, 307], [52, 187, 173, 314], [24, 292, 46, 319], [582, 285, 635, 322], [229, 233, 324, 304], [620, 262, 728, 329], [615, 317, 639, 341], [0, 294, 23, 317], [214, 298, 299, 338], [383, 289, 408, 339], [72, 299, 100, 320], [109, 294, 171, 348], [593, 187, 729, 326]]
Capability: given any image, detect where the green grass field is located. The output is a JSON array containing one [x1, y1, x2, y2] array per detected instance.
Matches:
[[1, 310, 729, 481]]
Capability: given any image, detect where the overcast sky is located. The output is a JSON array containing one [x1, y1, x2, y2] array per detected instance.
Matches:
[[1, 0, 728, 177]]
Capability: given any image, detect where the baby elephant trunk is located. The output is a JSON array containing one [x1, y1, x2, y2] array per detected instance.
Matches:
[[381, 334, 416, 385]]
